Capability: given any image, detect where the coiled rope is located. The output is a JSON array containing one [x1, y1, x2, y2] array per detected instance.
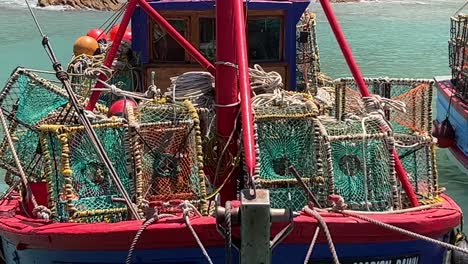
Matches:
[[165, 71, 214, 108]]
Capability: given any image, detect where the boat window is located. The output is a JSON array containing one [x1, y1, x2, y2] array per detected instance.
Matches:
[[247, 18, 281, 62], [150, 19, 188, 62], [199, 17, 216, 61], [198, 16, 282, 62]]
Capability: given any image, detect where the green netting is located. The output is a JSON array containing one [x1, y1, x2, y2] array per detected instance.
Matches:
[[335, 78, 438, 201], [330, 139, 393, 211], [315, 118, 396, 211], [254, 104, 317, 211], [41, 123, 129, 223], [0, 69, 69, 180], [396, 135, 435, 199]]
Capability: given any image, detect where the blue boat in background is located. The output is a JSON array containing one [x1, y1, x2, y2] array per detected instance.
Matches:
[[433, 13, 468, 172]]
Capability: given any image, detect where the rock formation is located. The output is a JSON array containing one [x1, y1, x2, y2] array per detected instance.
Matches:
[[37, 0, 123, 11]]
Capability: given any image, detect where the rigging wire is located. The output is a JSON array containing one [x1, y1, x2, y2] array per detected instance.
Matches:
[[454, 1, 468, 16]]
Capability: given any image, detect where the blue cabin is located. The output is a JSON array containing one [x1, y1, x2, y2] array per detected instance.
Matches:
[[131, 0, 309, 90]]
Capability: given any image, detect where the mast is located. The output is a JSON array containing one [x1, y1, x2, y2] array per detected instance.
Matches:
[[215, 0, 240, 202]]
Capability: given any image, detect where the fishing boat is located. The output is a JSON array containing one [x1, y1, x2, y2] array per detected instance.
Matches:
[[0, 0, 465, 263], [433, 12, 468, 172]]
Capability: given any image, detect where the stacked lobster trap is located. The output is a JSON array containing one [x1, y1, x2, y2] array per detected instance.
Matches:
[[335, 78, 439, 203], [0, 67, 208, 223], [252, 90, 401, 211], [126, 100, 208, 216], [449, 14, 468, 101]]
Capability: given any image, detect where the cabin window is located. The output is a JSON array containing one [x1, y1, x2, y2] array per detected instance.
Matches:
[[199, 17, 216, 61], [150, 18, 188, 62], [247, 18, 282, 62], [198, 16, 282, 62]]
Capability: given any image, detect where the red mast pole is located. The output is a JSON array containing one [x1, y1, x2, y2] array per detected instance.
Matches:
[[233, 0, 256, 180], [86, 0, 215, 111], [215, 0, 239, 202], [319, 0, 419, 207], [85, 0, 138, 111]]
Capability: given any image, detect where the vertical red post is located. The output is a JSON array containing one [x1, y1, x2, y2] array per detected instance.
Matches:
[[233, 0, 256, 179], [85, 0, 139, 111], [215, 0, 239, 202], [319, 0, 419, 207]]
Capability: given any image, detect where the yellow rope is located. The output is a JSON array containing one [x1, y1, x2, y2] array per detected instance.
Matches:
[[184, 100, 209, 215]]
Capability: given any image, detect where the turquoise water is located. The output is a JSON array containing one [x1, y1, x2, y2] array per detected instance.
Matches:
[[0, 0, 466, 213]]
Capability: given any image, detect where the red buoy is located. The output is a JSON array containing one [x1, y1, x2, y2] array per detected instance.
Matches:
[[109, 25, 132, 42], [108, 98, 138, 117], [86, 28, 107, 41], [123, 29, 132, 42], [432, 118, 456, 148]]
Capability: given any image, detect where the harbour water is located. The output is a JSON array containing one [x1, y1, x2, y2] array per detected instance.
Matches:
[[0, 0, 466, 213]]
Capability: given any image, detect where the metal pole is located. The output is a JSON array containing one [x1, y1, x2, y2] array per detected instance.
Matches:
[[215, 0, 239, 202], [232, 0, 257, 179]]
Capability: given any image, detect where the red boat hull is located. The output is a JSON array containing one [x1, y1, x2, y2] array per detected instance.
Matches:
[[0, 194, 461, 263]]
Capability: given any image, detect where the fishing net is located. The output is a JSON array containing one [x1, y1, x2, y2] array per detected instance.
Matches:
[[127, 100, 207, 215], [314, 117, 398, 211], [335, 78, 439, 203], [254, 96, 318, 211], [40, 121, 129, 223], [336, 78, 434, 135], [0, 69, 69, 181], [449, 14, 468, 101]]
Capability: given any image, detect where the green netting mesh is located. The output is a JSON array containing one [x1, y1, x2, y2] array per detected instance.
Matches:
[[40, 122, 129, 223], [396, 135, 436, 200], [335, 78, 438, 200], [0, 69, 69, 180], [254, 104, 317, 211], [313, 118, 397, 211]]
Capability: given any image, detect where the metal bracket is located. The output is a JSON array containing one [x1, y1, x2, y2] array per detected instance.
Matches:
[[215, 190, 295, 264]]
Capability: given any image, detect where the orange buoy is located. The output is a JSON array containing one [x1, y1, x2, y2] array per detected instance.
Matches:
[[432, 118, 456, 148], [73, 36, 99, 56], [108, 98, 138, 117], [86, 28, 107, 41], [109, 25, 132, 42]]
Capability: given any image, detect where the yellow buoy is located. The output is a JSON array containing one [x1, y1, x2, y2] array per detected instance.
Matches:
[[73, 36, 99, 56]]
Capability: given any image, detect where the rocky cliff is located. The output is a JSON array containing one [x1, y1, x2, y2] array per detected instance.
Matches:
[[37, 0, 123, 11]]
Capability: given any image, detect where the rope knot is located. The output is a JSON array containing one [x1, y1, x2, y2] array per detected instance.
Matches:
[[328, 194, 347, 211], [363, 94, 406, 116], [33, 205, 51, 221]]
